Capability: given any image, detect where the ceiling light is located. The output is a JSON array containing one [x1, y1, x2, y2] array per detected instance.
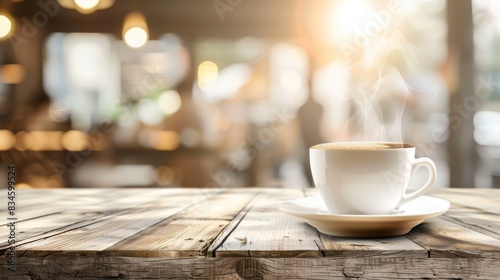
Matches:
[[122, 12, 149, 49], [0, 13, 14, 40], [57, 0, 114, 14]]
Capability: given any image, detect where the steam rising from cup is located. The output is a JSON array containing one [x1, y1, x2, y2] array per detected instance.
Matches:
[[341, 30, 423, 144]]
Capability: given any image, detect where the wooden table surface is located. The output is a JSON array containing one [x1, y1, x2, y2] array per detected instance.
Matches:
[[1, 187, 500, 279]]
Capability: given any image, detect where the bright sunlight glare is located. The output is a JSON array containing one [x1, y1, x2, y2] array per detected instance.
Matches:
[[327, 0, 372, 43]]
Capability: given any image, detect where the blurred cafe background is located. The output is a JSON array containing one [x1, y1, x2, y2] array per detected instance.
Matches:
[[0, 0, 499, 189]]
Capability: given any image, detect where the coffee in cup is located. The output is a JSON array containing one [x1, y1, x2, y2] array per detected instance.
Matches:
[[310, 141, 436, 215]]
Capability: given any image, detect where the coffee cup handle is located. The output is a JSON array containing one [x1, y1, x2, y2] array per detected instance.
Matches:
[[397, 157, 437, 208]]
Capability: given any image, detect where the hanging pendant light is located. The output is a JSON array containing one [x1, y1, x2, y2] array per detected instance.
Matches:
[[57, 0, 115, 14], [122, 12, 149, 49], [0, 12, 14, 40]]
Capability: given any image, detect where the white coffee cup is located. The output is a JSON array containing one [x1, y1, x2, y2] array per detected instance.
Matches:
[[310, 141, 436, 215]]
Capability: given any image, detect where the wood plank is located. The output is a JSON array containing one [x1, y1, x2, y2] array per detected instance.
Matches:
[[214, 189, 324, 258], [106, 219, 230, 258], [0, 189, 112, 222], [1, 189, 177, 248], [432, 188, 500, 204], [0, 212, 108, 250], [171, 188, 259, 220], [206, 190, 260, 257], [319, 234, 427, 258], [441, 205, 500, 239], [2, 256, 500, 280], [0, 188, 163, 226], [103, 189, 258, 257], [433, 188, 500, 197], [12, 189, 220, 253], [1, 188, 500, 280], [431, 189, 500, 239], [406, 217, 500, 258], [432, 189, 500, 214], [0, 189, 215, 248]]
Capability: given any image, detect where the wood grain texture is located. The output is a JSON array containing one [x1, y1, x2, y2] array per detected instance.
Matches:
[[1, 188, 500, 280], [320, 234, 427, 258], [4, 256, 500, 280], [103, 189, 257, 257], [406, 217, 500, 258], [214, 189, 324, 258], [432, 188, 500, 214], [2, 189, 221, 252]]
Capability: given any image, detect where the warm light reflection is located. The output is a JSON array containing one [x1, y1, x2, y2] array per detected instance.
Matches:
[[15, 131, 31, 151], [62, 130, 89, 151], [74, 0, 100, 10], [0, 130, 15, 150], [16, 183, 32, 189], [57, 0, 114, 14], [122, 12, 149, 48], [8, 130, 96, 151], [29, 131, 64, 151], [148, 131, 180, 151], [158, 90, 182, 115], [197, 61, 218, 90], [0, 64, 26, 84]]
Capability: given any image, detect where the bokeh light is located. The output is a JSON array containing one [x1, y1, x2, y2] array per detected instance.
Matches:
[[197, 61, 218, 90], [137, 99, 163, 125], [280, 70, 302, 92], [0, 130, 15, 150], [158, 90, 182, 115], [15, 131, 32, 151], [124, 27, 148, 48], [16, 183, 32, 189], [74, 0, 100, 10], [0, 64, 26, 84], [0, 14, 13, 39], [62, 130, 89, 151], [147, 131, 180, 151], [29, 131, 64, 151], [123, 12, 149, 49], [57, 0, 114, 14]]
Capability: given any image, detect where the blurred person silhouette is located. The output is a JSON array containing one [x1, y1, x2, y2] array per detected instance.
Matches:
[[297, 61, 324, 187]]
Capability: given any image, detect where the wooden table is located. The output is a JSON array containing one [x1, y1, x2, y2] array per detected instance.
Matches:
[[1, 188, 500, 279]]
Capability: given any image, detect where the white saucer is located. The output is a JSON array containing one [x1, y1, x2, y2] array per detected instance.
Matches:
[[279, 196, 450, 238]]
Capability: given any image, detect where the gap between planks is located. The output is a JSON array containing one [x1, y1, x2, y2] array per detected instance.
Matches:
[[6, 189, 222, 255]]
